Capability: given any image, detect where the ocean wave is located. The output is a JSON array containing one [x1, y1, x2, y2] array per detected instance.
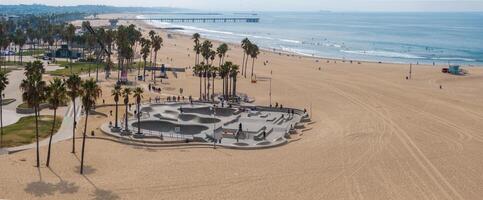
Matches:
[[279, 46, 315, 57], [341, 50, 425, 59], [279, 39, 301, 44], [431, 57, 476, 62]]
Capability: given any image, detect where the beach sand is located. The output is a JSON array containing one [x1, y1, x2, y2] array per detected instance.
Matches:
[[1, 14, 483, 199]]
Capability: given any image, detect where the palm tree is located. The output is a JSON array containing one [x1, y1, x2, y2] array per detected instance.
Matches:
[[111, 85, 121, 130], [211, 66, 217, 101], [230, 63, 240, 98], [249, 44, 260, 79], [148, 30, 156, 64], [122, 88, 132, 133], [66, 74, 82, 153], [0, 71, 9, 148], [192, 33, 201, 65], [20, 61, 46, 167], [15, 29, 26, 64], [133, 87, 144, 135], [65, 24, 76, 72], [152, 35, 162, 81], [193, 64, 203, 100], [219, 62, 230, 99], [45, 78, 68, 167], [241, 38, 251, 77], [79, 79, 102, 174], [140, 38, 151, 79], [216, 43, 228, 66]]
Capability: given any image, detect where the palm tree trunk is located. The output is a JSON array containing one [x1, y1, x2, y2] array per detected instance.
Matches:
[[212, 75, 215, 101], [143, 59, 146, 81], [233, 76, 237, 98], [115, 101, 118, 128], [251, 58, 255, 78], [207, 75, 210, 100], [72, 99, 76, 153], [241, 53, 245, 76], [229, 77, 232, 97], [46, 109, 57, 167], [80, 107, 89, 174], [0, 94, 3, 148], [244, 57, 249, 78], [125, 103, 129, 132], [203, 73, 207, 100], [199, 76, 202, 100], [35, 105, 40, 167], [137, 103, 141, 134]]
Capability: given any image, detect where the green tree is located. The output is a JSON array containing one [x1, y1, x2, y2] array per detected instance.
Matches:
[[192, 33, 201, 66], [216, 43, 228, 66], [133, 87, 144, 135], [241, 38, 251, 77], [122, 88, 132, 133], [249, 44, 260, 79], [20, 61, 46, 167], [79, 79, 102, 174], [66, 74, 82, 153], [111, 85, 121, 129], [45, 78, 68, 167]]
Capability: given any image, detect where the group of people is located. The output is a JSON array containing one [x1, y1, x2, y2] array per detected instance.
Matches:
[[148, 84, 162, 93]]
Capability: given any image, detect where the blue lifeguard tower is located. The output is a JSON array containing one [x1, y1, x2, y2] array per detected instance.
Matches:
[[448, 65, 460, 75]]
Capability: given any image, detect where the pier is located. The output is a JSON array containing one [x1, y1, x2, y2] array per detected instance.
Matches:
[[93, 17, 260, 23]]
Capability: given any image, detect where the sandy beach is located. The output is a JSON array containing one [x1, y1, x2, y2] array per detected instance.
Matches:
[[1, 13, 483, 199]]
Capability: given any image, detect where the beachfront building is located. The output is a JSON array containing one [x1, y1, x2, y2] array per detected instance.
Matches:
[[46, 45, 82, 59]]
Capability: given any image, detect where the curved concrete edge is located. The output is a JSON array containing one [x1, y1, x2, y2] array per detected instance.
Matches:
[[99, 122, 292, 150]]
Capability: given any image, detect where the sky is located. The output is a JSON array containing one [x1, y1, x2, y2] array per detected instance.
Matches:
[[3, 0, 483, 12]]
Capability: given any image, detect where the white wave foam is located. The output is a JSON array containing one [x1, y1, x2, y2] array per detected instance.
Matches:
[[279, 39, 301, 44], [431, 57, 476, 62], [280, 46, 315, 57], [341, 50, 424, 59]]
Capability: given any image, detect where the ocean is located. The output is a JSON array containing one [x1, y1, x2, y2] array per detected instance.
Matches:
[[139, 12, 483, 65]]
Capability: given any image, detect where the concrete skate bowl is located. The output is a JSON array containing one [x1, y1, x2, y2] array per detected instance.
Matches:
[[132, 120, 209, 135], [181, 107, 236, 117], [179, 114, 221, 124]]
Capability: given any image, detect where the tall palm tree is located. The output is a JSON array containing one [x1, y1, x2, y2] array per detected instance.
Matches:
[[65, 24, 76, 72], [148, 30, 156, 64], [140, 37, 151, 78], [193, 64, 203, 100], [66, 74, 82, 153], [151, 35, 162, 81], [192, 33, 201, 66], [20, 61, 46, 167], [122, 88, 132, 133], [241, 38, 251, 77], [15, 29, 26, 64], [133, 87, 144, 135], [45, 78, 68, 167], [0, 71, 9, 148], [219, 62, 230, 99], [249, 44, 260, 79], [211, 66, 217, 101], [230, 63, 240, 98], [216, 43, 228, 66], [79, 79, 101, 174], [111, 85, 121, 130]]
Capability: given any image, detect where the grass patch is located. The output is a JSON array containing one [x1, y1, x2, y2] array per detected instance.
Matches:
[[47, 61, 106, 76], [1, 115, 63, 147], [18, 49, 46, 56]]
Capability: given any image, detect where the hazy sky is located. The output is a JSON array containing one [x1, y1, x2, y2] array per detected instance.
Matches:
[[4, 0, 483, 11]]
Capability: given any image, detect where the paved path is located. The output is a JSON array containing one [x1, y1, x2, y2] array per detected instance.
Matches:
[[3, 98, 81, 153]]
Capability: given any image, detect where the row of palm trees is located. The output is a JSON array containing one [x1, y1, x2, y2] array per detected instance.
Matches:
[[14, 60, 102, 173], [241, 38, 260, 79], [192, 34, 261, 101], [110, 85, 144, 134]]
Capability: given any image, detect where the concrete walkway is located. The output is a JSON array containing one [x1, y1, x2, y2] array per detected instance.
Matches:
[[2, 98, 81, 154]]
